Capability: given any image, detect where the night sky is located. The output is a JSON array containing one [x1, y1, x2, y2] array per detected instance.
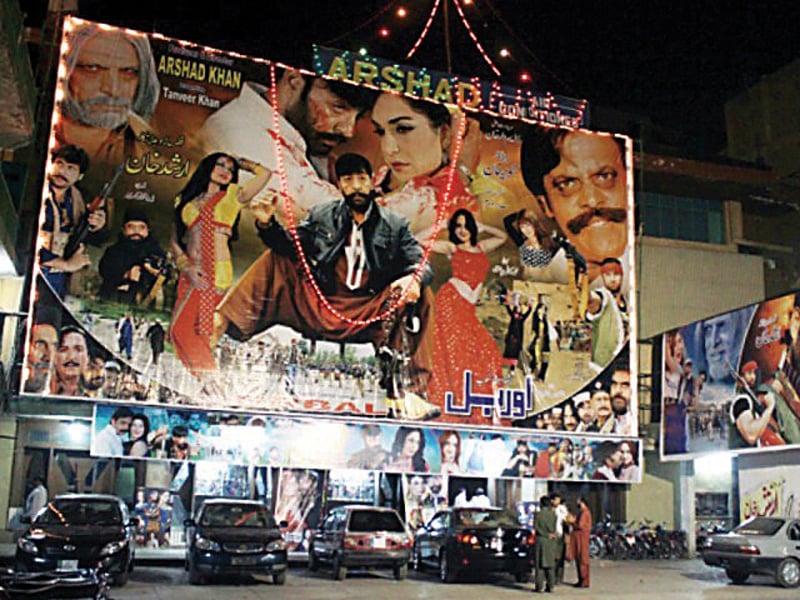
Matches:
[[19, 0, 800, 151]]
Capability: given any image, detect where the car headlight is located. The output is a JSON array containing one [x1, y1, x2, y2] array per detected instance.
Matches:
[[266, 539, 286, 552], [100, 540, 128, 557], [195, 537, 220, 552], [17, 538, 38, 554]]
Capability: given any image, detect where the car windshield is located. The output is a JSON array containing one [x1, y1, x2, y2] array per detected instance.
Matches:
[[455, 509, 519, 528], [36, 499, 122, 526], [734, 517, 784, 536], [200, 504, 275, 528], [348, 510, 405, 533]]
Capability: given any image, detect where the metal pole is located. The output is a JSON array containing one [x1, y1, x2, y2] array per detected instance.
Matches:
[[444, 0, 452, 73]]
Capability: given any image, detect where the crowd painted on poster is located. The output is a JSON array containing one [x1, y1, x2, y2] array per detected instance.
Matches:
[[91, 403, 641, 483]]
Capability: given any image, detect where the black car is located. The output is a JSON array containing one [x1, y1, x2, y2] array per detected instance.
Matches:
[[15, 494, 136, 586], [308, 505, 412, 581], [184, 499, 288, 585], [412, 507, 535, 583], [0, 567, 110, 599]]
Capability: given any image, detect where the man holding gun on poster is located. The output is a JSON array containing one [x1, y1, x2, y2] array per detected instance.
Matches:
[[39, 145, 109, 298]]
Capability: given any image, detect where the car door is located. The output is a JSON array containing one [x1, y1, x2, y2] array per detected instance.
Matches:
[[422, 512, 448, 566], [788, 520, 800, 557], [315, 512, 337, 560]]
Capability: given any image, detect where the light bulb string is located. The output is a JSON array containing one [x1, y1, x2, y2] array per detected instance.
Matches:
[[451, 0, 501, 76], [407, 0, 443, 59], [268, 64, 466, 327]]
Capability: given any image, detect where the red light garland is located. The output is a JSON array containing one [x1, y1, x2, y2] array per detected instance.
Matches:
[[268, 64, 466, 328], [407, 0, 443, 59], [451, 0, 501, 76]]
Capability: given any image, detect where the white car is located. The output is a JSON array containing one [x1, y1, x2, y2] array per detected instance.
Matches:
[[701, 516, 800, 588]]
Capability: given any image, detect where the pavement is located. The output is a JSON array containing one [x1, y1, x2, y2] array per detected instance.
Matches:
[[1, 546, 798, 599]]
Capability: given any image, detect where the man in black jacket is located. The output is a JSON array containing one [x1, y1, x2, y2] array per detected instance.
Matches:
[[213, 153, 436, 417], [98, 208, 166, 304]]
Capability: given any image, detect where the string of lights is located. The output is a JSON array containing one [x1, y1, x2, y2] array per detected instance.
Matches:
[[406, 0, 443, 59], [450, 0, 500, 76]]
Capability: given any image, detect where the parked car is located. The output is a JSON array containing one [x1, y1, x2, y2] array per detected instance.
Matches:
[[701, 516, 800, 588], [14, 493, 136, 586], [0, 566, 110, 599], [412, 507, 535, 583], [184, 499, 288, 585], [308, 505, 412, 581]]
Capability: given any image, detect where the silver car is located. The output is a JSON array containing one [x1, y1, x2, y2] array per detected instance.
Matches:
[[701, 516, 800, 588]]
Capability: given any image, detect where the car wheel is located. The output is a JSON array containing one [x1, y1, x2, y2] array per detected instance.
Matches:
[[514, 570, 530, 583], [273, 571, 287, 585], [439, 550, 456, 583], [394, 562, 408, 581], [188, 560, 205, 585], [725, 568, 749, 585], [113, 567, 129, 587], [333, 554, 347, 581], [776, 558, 800, 588], [308, 546, 319, 572]]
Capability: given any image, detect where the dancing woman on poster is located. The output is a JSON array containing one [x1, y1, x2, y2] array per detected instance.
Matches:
[[169, 153, 272, 383], [423, 209, 507, 424]]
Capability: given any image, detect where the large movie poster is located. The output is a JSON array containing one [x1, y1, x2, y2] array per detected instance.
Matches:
[[661, 290, 800, 460], [90, 403, 642, 483], [24, 17, 636, 436]]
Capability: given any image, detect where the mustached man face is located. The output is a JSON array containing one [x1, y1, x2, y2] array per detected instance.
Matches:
[[541, 131, 628, 266], [68, 32, 140, 129], [54, 331, 89, 384], [49, 158, 83, 191]]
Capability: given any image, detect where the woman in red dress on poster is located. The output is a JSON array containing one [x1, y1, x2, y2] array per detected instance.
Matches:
[[169, 153, 271, 386], [425, 209, 507, 425]]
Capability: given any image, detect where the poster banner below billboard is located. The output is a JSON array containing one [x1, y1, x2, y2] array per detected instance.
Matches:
[[24, 17, 636, 436], [91, 403, 641, 483], [660, 290, 800, 460]]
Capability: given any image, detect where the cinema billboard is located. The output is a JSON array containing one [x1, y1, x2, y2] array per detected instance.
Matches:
[[661, 291, 800, 460], [24, 17, 636, 438]]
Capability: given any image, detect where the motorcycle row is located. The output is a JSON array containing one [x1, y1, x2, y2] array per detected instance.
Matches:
[[588, 516, 689, 560]]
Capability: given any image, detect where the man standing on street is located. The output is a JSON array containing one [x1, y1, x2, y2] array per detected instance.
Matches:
[[534, 495, 558, 593], [571, 496, 593, 588], [24, 476, 48, 520], [551, 492, 570, 585]]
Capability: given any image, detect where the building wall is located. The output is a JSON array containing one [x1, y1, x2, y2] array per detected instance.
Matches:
[[0, 416, 18, 538], [625, 452, 677, 529], [638, 238, 765, 338], [725, 59, 800, 177]]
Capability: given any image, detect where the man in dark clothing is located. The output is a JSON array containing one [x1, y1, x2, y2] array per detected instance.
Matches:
[[534, 495, 558, 592], [98, 208, 166, 303], [146, 320, 165, 366], [213, 153, 437, 418], [40, 145, 108, 298]]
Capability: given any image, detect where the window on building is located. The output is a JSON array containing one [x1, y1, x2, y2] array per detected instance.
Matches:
[[638, 192, 725, 244]]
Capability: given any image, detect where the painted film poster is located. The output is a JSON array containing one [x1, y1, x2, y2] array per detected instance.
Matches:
[[24, 17, 636, 437], [738, 465, 800, 521], [91, 403, 642, 483], [661, 290, 800, 460]]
